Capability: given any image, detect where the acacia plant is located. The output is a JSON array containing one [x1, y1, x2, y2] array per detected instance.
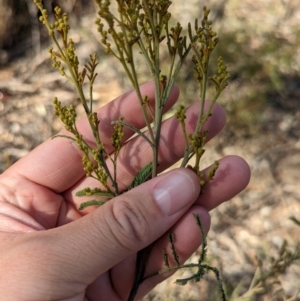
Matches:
[[33, 0, 230, 300]]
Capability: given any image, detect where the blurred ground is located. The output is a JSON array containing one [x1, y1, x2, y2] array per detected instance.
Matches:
[[0, 0, 300, 300]]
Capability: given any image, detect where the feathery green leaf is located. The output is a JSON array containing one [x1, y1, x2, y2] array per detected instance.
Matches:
[[78, 200, 107, 210], [76, 187, 115, 198], [129, 162, 153, 190]]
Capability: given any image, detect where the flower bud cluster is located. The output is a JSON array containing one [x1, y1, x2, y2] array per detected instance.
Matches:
[[190, 6, 220, 83], [211, 57, 230, 91], [111, 117, 125, 155], [190, 131, 207, 158], [49, 47, 66, 76], [53, 7, 70, 34], [175, 105, 186, 123], [53, 97, 77, 133]]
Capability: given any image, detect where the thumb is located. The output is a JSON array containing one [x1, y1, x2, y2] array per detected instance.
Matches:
[[47, 168, 200, 284]]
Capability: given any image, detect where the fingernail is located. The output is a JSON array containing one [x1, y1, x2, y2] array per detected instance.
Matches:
[[153, 171, 197, 216]]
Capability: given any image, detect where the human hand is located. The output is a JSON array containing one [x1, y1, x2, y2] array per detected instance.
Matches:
[[0, 82, 250, 301]]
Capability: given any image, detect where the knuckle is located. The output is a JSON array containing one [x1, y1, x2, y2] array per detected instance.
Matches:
[[109, 195, 152, 249]]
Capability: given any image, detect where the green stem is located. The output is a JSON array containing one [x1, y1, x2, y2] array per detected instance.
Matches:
[[180, 45, 209, 168], [114, 14, 155, 147]]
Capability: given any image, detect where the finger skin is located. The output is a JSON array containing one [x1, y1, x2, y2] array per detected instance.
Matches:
[[0, 85, 227, 229], [197, 155, 251, 210], [3, 88, 225, 196], [4, 82, 179, 192], [64, 100, 226, 211], [110, 206, 211, 300], [108, 156, 250, 299], [0, 79, 251, 301], [111, 100, 226, 189], [0, 157, 250, 300], [0, 168, 201, 301], [68, 155, 250, 300]]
